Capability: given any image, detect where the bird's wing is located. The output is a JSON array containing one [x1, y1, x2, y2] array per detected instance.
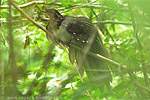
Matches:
[[66, 17, 112, 91], [66, 17, 108, 63], [46, 21, 68, 49]]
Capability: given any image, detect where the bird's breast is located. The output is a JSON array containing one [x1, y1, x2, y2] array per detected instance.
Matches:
[[51, 17, 73, 44]]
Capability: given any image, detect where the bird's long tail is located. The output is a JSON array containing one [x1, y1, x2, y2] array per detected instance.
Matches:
[[69, 38, 112, 92]]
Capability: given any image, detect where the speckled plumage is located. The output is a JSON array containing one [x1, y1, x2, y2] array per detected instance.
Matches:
[[43, 9, 112, 92]]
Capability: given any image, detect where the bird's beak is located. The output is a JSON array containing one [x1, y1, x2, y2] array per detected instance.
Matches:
[[40, 10, 49, 16]]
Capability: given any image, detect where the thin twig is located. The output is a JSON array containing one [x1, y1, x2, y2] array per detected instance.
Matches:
[[1, 22, 8, 46], [62, 1, 97, 13], [79, 8, 88, 18], [96, 21, 150, 27], [1, 19, 28, 23], [0, 1, 62, 9], [72, 9, 78, 17], [97, 21, 132, 25], [1, 1, 45, 9]]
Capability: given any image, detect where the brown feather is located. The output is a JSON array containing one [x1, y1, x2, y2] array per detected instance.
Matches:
[[44, 9, 112, 92]]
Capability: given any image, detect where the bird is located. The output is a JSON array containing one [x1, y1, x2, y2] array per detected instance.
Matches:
[[41, 9, 112, 92]]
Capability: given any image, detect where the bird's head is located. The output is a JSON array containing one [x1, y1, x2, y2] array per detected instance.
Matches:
[[41, 9, 63, 20]]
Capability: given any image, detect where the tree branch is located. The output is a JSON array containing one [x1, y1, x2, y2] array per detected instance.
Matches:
[[10, 0, 128, 73], [1, 1, 44, 9], [1, 1, 62, 9], [10, 1, 46, 32], [8, 0, 18, 96], [10, 1, 150, 97]]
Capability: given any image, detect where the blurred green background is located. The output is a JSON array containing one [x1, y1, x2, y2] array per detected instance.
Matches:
[[0, 0, 150, 100]]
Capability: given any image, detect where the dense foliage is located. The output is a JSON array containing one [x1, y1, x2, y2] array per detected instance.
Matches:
[[0, 0, 150, 100]]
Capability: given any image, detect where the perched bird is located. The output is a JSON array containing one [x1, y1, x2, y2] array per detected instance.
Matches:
[[42, 9, 112, 91]]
